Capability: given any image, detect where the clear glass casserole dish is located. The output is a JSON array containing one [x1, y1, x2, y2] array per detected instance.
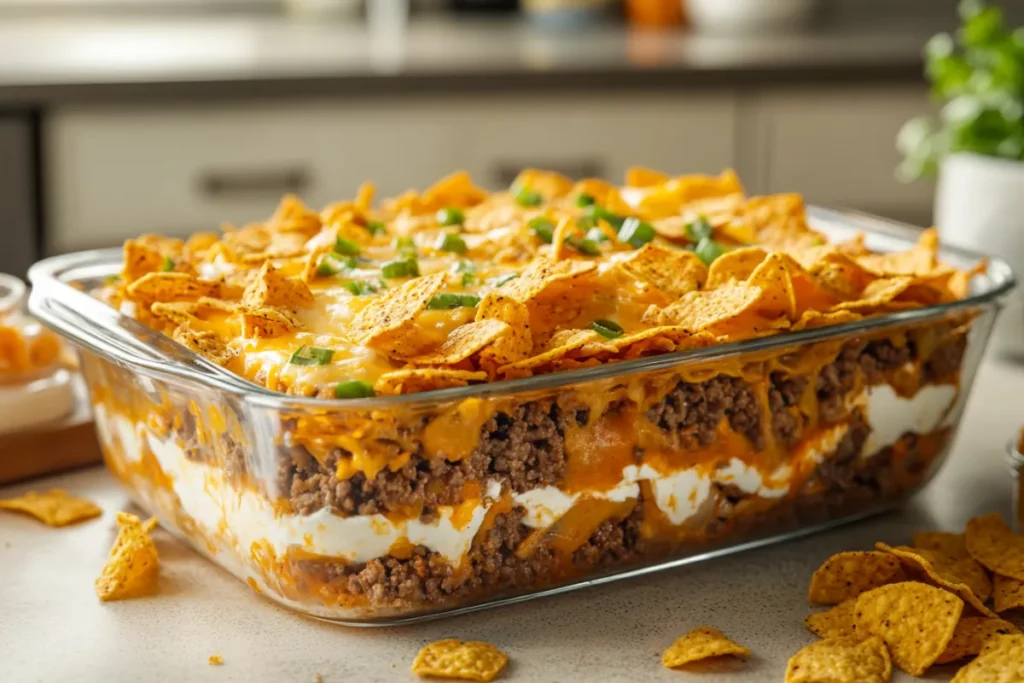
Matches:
[[27, 208, 1016, 625]]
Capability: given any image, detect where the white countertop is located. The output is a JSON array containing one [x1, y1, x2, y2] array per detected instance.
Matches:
[[1, 357, 1021, 683]]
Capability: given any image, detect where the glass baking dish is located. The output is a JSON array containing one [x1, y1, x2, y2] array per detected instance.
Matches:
[[27, 207, 1016, 625]]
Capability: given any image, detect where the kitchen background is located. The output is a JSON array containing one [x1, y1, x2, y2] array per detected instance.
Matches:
[[1, 0, 1023, 278]]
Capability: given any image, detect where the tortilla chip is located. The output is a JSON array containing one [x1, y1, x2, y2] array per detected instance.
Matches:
[[411, 319, 510, 366], [877, 543, 996, 616], [854, 581, 963, 675], [935, 617, 1021, 664], [706, 247, 767, 288], [172, 326, 236, 365], [625, 166, 669, 187], [650, 284, 762, 333], [268, 194, 321, 235], [476, 293, 534, 368], [375, 368, 487, 396], [126, 272, 223, 303], [993, 574, 1024, 613], [950, 634, 1024, 682], [832, 276, 915, 312], [122, 240, 166, 284], [807, 551, 907, 605], [746, 252, 797, 319], [791, 309, 862, 331], [857, 228, 945, 278], [497, 328, 602, 374], [661, 626, 750, 668], [908, 533, 991, 603], [582, 325, 696, 357], [0, 489, 101, 527], [915, 531, 969, 557], [411, 639, 507, 682], [240, 306, 297, 340], [208, 655, 224, 666], [618, 243, 707, 298], [348, 273, 447, 353], [966, 513, 1024, 581], [421, 171, 488, 209], [805, 599, 860, 640], [500, 258, 597, 304], [242, 261, 314, 309], [95, 512, 159, 601], [785, 636, 891, 683]]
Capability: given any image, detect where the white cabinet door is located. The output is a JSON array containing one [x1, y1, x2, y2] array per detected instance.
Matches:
[[747, 87, 936, 224], [46, 101, 465, 252]]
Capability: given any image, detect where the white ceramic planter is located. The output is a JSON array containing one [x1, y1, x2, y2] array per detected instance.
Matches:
[[935, 153, 1024, 358]]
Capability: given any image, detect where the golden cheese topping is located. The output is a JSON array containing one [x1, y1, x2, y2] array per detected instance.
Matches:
[[103, 168, 980, 399]]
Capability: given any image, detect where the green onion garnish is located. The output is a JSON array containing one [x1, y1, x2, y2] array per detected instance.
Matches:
[[489, 273, 520, 287], [514, 186, 543, 207], [435, 231, 468, 254], [343, 280, 379, 296], [451, 260, 478, 286], [392, 236, 417, 258], [618, 217, 656, 249], [585, 204, 626, 230], [565, 235, 601, 257], [584, 227, 609, 243], [333, 237, 361, 256], [381, 258, 420, 279], [289, 345, 335, 366], [694, 237, 727, 266], [334, 380, 375, 399], [589, 319, 624, 339], [436, 207, 465, 226], [316, 254, 357, 277], [528, 217, 555, 244], [161, 255, 175, 272], [576, 193, 596, 208], [365, 220, 387, 237], [685, 216, 714, 242], [427, 293, 481, 310]]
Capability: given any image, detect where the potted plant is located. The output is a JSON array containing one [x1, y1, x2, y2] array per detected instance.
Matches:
[[899, 0, 1024, 357]]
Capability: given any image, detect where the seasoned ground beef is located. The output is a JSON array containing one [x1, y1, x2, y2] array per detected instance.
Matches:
[[645, 376, 763, 449], [769, 374, 809, 448]]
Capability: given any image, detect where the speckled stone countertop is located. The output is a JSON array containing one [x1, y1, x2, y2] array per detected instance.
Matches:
[[0, 13, 941, 106], [0, 356, 1021, 682]]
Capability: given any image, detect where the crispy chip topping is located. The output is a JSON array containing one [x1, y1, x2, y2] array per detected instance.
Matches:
[[0, 489, 101, 527], [95, 512, 159, 601], [966, 513, 1024, 582], [661, 626, 750, 668], [411, 639, 508, 682], [785, 636, 891, 683], [807, 550, 907, 605]]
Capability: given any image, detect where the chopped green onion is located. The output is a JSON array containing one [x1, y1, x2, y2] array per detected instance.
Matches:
[[618, 217, 656, 249], [514, 186, 543, 207], [333, 237, 361, 256], [489, 273, 520, 287], [576, 193, 596, 208], [451, 260, 478, 286], [343, 280, 379, 296], [528, 217, 555, 244], [380, 258, 420, 279], [585, 204, 626, 230], [289, 345, 335, 366], [161, 255, 175, 272], [565, 235, 602, 257], [589, 319, 624, 339], [435, 231, 468, 254], [436, 207, 465, 226], [365, 220, 387, 237], [392, 236, 417, 258], [334, 380, 375, 399], [584, 227, 609, 243], [685, 216, 714, 242], [316, 254, 357, 277], [576, 215, 597, 231], [694, 237, 727, 266], [427, 293, 481, 310]]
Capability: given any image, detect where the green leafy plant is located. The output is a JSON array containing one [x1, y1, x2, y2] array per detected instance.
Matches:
[[898, 0, 1024, 180]]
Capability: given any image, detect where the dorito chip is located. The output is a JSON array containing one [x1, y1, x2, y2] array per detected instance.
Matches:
[[0, 489, 101, 527], [914, 530, 970, 557], [411, 319, 510, 366], [785, 636, 891, 683], [625, 165, 669, 187], [935, 617, 1021, 664], [618, 243, 707, 298], [348, 273, 447, 352], [411, 639, 507, 682], [476, 293, 534, 369], [832, 276, 914, 313], [705, 247, 768, 288], [126, 272, 223, 303], [95, 512, 159, 601], [746, 252, 797, 320], [807, 551, 907, 605], [650, 284, 762, 333], [497, 328, 603, 374], [240, 307, 297, 340], [500, 258, 597, 304], [993, 574, 1024, 613], [661, 626, 750, 668], [122, 240, 166, 284], [876, 543, 996, 616], [857, 228, 945, 278], [241, 261, 314, 309], [854, 581, 963, 675], [805, 599, 860, 640], [950, 634, 1024, 682], [172, 326, 236, 366], [966, 512, 1024, 581], [374, 368, 487, 396]]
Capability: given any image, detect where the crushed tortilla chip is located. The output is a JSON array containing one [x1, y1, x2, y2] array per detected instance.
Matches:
[[242, 261, 314, 309], [965, 513, 1024, 581], [0, 489, 101, 527], [122, 240, 166, 284], [993, 574, 1024, 613], [349, 273, 446, 353], [661, 626, 750, 668], [785, 636, 891, 683], [126, 272, 224, 303], [374, 368, 487, 396], [95, 512, 159, 601], [876, 543, 996, 617], [914, 530, 970, 558], [412, 319, 510, 366], [500, 258, 596, 304], [208, 655, 224, 666], [807, 550, 906, 605], [935, 616, 1020, 664], [240, 307, 297, 340], [746, 252, 797, 319], [618, 243, 707, 298], [705, 247, 768, 288], [854, 581, 963, 675], [172, 326, 236, 366], [476, 293, 534, 369], [804, 599, 860, 640], [650, 284, 762, 333], [411, 639, 508, 682], [950, 634, 1024, 682]]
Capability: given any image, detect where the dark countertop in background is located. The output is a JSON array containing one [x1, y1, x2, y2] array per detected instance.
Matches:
[[0, 14, 938, 106]]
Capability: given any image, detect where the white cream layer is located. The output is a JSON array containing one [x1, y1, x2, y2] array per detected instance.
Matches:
[[864, 383, 957, 454]]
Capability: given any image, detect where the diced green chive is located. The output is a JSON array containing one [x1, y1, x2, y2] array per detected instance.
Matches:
[[333, 237, 361, 256], [436, 207, 465, 226], [584, 227, 609, 243], [489, 273, 520, 287], [380, 258, 420, 279], [289, 345, 335, 366], [316, 254, 357, 277], [694, 237, 727, 266], [565, 235, 601, 257], [514, 186, 543, 207], [576, 193, 596, 208], [392, 236, 417, 258], [528, 217, 555, 244], [365, 220, 387, 237], [585, 204, 626, 230], [334, 380, 375, 399], [435, 231, 468, 254], [161, 255, 175, 272], [451, 260, 478, 286], [343, 280, 379, 296], [618, 217, 656, 249], [427, 293, 481, 310], [685, 216, 714, 242], [589, 319, 624, 339]]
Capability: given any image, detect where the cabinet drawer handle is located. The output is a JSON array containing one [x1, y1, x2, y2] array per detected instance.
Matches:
[[198, 167, 311, 198], [492, 160, 605, 187]]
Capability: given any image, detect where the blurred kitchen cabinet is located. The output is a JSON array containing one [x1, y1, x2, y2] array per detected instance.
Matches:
[[463, 94, 738, 188], [0, 114, 39, 276], [739, 87, 936, 225], [45, 102, 465, 252]]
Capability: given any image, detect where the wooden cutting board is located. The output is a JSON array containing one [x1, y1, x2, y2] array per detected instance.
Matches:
[[0, 394, 102, 485]]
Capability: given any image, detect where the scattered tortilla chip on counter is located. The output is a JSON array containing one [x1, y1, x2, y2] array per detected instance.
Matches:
[[807, 550, 906, 605], [935, 616, 1020, 664], [875, 543, 997, 618], [208, 655, 224, 666], [950, 634, 1024, 682], [804, 599, 860, 640], [993, 574, 1024, 613], [661, 626, 750, 669], [0, 489, 101, 527], [95, 512, 159, 602], [965, 513, 1024, 581], [411, 639, 508, 682], [785, 636, 891, 683]]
